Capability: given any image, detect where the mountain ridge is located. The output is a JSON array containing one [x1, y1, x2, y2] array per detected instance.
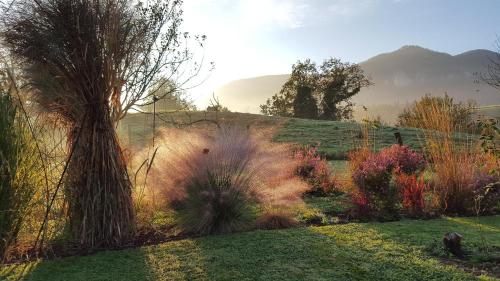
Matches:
[[215, 46, 500, 115]]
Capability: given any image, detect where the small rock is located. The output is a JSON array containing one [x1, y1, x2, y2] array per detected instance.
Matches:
[[443, 232, 465, 258]]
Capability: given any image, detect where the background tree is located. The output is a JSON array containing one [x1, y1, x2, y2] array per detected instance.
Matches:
[[2, 0, 205, 249], [318, 58, 372, 120], [260, 58, 370, 120], [141, 78, 196, 113], [261, 59, 317, 117], [293, 86, 318, 119], [397, 94, 476, 132]]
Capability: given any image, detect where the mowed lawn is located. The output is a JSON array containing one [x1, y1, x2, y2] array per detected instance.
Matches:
[[2, 216, 499, 281], [273, 118, 476, 160]]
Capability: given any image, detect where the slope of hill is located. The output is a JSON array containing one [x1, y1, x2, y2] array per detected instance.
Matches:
[[119, 112, 475, 160], [215, 46, 500, 117]]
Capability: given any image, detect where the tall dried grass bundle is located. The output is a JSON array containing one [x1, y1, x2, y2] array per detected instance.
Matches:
[[2, 0, 141, 248], [3, 0, 205, 249], [133, 127, 308, 235]]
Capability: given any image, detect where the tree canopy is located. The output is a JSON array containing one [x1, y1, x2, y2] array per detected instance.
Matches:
[[260, 58, 371, 120]]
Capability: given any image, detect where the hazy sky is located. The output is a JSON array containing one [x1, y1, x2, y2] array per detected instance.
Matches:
[[182, 0, 500, 108]]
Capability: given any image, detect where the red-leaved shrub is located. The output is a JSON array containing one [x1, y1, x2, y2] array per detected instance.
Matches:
[[396, 174, 428, 217], [350, 191, 372, 219], [351, 145, 426, 217], [379, 145, 426, 174], [294, 146, 337, 195]]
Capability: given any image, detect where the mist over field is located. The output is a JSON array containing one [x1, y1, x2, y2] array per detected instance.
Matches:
[[215, 46, 500, 123]]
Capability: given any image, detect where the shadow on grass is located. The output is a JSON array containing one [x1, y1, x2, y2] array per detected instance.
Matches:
[[192, 226, 486, 281], [2, 216, 498, 281], [0, 240, 210, 281]]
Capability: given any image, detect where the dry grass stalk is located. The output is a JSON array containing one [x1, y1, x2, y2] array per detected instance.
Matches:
[[408, 98, 478, 213]]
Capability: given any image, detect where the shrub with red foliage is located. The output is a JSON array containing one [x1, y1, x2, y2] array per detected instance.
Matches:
[[294, 146, 337, 196], [350, 191, 372, 219], [379, 145, 427, 174], [351, 145, 426, 217], [396, 174, 428, 217]]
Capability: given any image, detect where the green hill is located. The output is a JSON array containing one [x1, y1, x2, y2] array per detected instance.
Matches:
[[119, 111, 476, 160]]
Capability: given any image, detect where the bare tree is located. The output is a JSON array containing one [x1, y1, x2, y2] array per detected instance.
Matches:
[[1, 0, 207, 249]]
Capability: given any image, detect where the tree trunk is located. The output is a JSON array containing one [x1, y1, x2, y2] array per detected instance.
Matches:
[[66, 105, 134, 249]]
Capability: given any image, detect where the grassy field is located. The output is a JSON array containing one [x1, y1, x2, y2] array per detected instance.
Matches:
[[273, 118, 476, 159], [474, 105, 500, 120], [2, 216, 499, 281], [117, 111, 284, 148], [119, 111, 477, 160]]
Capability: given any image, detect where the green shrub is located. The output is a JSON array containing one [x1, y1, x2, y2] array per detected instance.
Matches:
[[0, 93, 41, 260]]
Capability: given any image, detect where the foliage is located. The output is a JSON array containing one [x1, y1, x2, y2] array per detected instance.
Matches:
[[261, 58, 371, 121], [395, 174, 428, 217], [378, 144, 426, 174], [472, 172, 500, 215], [137, 128, 308, 235], [3, 216, 500, 281], [292, 86, 318, 119], [2, 0, 207, 249], [476, 118, 500, 158], [318, 58, 372, 120], [140, 78, 196, 113], [0, 93, 41, 261], [405, 94, 485, 215], [397, 94, 476, 132], [351, 145, 426, 217], [432, 153, 478, 215], [294, 146, 337, 196], [349, 191, 372, 220], [351, 151, 398, 216], [260, 59, 317, 117]]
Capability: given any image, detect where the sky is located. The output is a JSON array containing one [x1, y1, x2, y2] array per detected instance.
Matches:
[[182, 0, 500, 108]]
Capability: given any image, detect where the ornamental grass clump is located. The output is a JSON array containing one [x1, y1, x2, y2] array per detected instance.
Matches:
[[138, 127, 308, 235]]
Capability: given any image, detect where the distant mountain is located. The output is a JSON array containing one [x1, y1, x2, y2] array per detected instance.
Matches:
[[215, 46, 500, 115]]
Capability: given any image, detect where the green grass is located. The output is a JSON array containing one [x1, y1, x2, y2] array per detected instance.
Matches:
[[273, 118, 477, 159], [118, 112, 477, 160], [2, 216, 499, 281], [118, 111, 284, 148], [303, 194, 351, 215]]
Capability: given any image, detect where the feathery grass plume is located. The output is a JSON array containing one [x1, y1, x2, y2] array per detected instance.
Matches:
[[133, 127, 308, 235]]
